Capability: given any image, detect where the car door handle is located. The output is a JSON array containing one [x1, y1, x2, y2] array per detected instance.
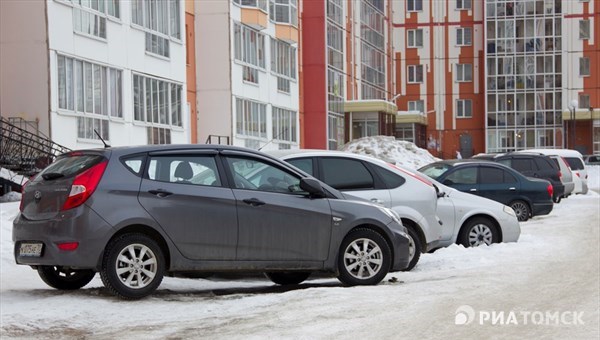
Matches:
[[370, 198, 384, 205], [469, 188, 477, 192], [243, 198, 265, 206], [509, 187, 516, 191], [148, 189, 173, 198]]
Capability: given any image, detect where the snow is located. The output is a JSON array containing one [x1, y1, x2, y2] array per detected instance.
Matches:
[[1, 142, 599, 338], [0, 192, 21, 203], [0, 167, 27, 187], [343, 136, 440, 170]]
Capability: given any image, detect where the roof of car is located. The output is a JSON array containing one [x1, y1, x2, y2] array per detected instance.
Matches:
[[62, 144, 281, 159], [266, 149, 390, 165]]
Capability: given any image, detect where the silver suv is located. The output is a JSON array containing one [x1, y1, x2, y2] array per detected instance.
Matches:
[[13, 145, 410, 299]]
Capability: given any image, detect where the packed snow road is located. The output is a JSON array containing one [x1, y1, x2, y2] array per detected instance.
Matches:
[[1, 192, 599, 339]]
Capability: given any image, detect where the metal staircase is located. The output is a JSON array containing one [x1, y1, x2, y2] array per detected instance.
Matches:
[[0, 116, 71, 178]]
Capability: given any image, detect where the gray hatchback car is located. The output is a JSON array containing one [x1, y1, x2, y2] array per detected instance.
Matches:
[[13, 145, 410, 299]]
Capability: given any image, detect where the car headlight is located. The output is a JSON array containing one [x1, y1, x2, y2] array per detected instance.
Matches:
[[503, 205, 517, 217], [379, 207, 401, 224]]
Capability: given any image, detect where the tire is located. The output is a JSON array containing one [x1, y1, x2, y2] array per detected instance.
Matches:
[[337, 228, 391, 286], [264, 272, 311, 285], [100, 234, 165, 299], [37, 266, 95, 290], [458, 217, 500, 247], [401, 227, 421, 271], [553, 196, 561, 204], [509, 200, 531, 221]]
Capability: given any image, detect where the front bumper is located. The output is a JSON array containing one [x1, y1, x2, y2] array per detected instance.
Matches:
[[387, 222, 410, 272], [13, 206, 114, 270]]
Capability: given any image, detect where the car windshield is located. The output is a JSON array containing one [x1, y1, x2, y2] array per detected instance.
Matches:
[[418, 163, 452, 180]]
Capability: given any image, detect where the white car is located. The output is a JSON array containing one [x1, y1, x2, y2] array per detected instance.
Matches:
[[270, 150, 520, 269]]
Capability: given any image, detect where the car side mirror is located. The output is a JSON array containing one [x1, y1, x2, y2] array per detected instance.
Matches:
[[433, 183, 446, 198], [299, 178, 327, 198]]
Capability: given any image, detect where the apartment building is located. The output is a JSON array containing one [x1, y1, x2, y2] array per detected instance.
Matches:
[[0, 0, 189, 149], [562, 0, 599, 154], [391, 0, 485, 158], [302, 0, 396, 150], [196, 0, 299, 151], [390, 0, 599, 157]]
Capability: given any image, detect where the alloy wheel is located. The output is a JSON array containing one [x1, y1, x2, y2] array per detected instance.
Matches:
[[115, 243, 158, 289], [468, 224, 493, 246], [343, 238, 383, 280]]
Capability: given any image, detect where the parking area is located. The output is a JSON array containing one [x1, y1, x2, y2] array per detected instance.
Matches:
[[1, 186, 599, 338]]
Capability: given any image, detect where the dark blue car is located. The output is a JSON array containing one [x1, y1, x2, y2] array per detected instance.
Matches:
[[419, 160, 553, 221]]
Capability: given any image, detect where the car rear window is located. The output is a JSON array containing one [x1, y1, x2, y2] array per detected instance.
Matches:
[[33, 154, 104, 182], [564, 157, 585, 170], [419, 163, 451, 180]]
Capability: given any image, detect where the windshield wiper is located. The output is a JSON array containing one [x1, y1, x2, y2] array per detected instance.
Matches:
[[41, 172, 65, 180]]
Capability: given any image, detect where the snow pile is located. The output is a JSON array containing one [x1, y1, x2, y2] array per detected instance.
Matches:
[[342, 136, 440, 170], [0, 191, 21, 203], [0, 167, 26, 186]]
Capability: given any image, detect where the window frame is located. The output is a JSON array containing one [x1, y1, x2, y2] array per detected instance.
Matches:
[[456, 63, 473, 82], [579, 57, 590, 77], [407, 0, 423, 12], [456, 27, 472, 46], [407, 64, 424, 84], [407, 29, 424, 48], [456, 0, 472, 10], [456, 99, 473, 118], [132, 72, 183, 128], [579, 20, 590, 40]]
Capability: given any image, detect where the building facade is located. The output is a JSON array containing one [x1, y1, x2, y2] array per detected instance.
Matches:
[[302, 0, 396, 150], [0, 0, 189, 149], [196, 0, 300, 151], [391, 0, 485, 158]]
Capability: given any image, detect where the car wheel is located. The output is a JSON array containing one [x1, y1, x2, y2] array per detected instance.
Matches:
[[458, 217, 499, 247], [264, 272, 311, 285], [337, 228, 391, 286], [401, 227, 421, 271], [100, 234, 165, 299], [37, 266, 95, 290], [509, 200, 531, 221]]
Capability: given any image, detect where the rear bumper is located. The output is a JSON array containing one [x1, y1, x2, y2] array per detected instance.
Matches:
[[532, 202, 553, 217], [12, 206, 114, 270]]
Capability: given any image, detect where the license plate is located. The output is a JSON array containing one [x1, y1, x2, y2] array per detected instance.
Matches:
[[19, 242, 43, 257]]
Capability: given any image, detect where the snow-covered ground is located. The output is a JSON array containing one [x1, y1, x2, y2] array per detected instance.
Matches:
[[343, 136, 440, 169], [1, 142, 599, 339]]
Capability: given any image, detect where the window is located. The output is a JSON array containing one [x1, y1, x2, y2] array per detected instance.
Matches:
[[67, 0, 120, 39], [271, 38, 296, 92], [479, 167, 515, 184], [456, 0, 471, 10], [456, 64, 473, 82], [327, 24, 344, 71], [227, 157, 302, 194], [360, 2, 384, 50], [287, 158, 314, 176], [272, 107, 297, 143], [234, 23, 266, 83], [321, 158, 375, 190], [408, 100, 424, 113], [407, 0, 422, 11], [132, 74, 183, 127], [579, 94, 590, 109], [511, 158, 535, 172], [580, 57, 590, 76], [408, 29, 423, 48], [58, 55, 122, 140], [147, 155, 221, 186], [579, 20, 590, 40], [456, 27, 472, 46], [131, 0, 181, 58], [236, 97, 267, 138], [443, 167, 477, 185], [408, 65, 424, 83], [269, 0, 298, 26], [373, 166, 406, 189], [243, 66, 259, 84], [327, 0, 344, 26], [147, 127, 172, 144], [233, 0, 268, 12], [456, 99, 472, 118]]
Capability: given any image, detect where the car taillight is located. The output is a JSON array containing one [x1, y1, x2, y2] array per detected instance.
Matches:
[[19, 176, 34, 212], [61, 160, 108, 211], [576, 173, 580, 178], [558, 171, 562, 180], [547, 183, 553, 199]]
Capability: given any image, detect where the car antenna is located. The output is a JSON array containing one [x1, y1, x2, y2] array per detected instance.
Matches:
[[94, 129, 111, 148], [258, 128, 288, 151]]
